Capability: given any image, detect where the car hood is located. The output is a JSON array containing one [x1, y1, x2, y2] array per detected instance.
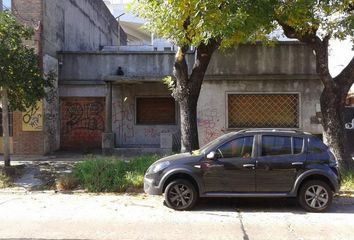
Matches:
[[155, 152, 203, 164]]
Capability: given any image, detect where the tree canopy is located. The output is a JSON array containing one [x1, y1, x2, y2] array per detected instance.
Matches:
[[275, 0, 353, 42], [0, 11, 53, 112], [130, 0, 277, 48]]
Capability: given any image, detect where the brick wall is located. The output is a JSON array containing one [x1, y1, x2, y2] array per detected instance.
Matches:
[[12, 112, 45, 155], [11, 0, 45, 155]]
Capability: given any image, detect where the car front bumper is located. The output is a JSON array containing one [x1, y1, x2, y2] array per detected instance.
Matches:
[[144, 176, 162, 195]]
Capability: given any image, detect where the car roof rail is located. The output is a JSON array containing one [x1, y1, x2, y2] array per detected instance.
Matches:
[[238, 128, 310, 134]]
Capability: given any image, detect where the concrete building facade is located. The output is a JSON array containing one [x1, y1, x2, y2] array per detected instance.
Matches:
[[58, 43, 323, 153], [9, 0, 325, 155], [6, 0, 126, 155]]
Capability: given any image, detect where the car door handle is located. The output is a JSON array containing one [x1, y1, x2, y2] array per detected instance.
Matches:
[[243, 164, 255, 168], [291, 162, 304, 166], [205, 163, 224, 169]]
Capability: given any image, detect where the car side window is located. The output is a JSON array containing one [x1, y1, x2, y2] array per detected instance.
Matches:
[[262, 135, 291, 156], [293, 137, 304, 154], [308, 137, 328, 153], [217, 136, 254, 158]]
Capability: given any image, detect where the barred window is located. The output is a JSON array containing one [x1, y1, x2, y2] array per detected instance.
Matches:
[[136, 97, 176, 125], [228, 94, 299, 128], [0, 108, 13, 137]]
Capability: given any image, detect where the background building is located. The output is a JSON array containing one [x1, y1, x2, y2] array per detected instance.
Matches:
[[103, 0, 174, 51]]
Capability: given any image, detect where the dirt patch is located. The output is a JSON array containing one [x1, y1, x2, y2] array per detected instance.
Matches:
[[5, 161, 79, 191]]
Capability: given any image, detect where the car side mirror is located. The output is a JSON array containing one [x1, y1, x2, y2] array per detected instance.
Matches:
[[206, 151, 217, 160]]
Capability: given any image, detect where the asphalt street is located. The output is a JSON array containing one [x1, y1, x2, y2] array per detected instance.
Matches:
[[0, 192, 353, 240]]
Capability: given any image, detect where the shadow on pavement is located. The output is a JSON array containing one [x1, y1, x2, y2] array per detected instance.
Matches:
[[192, 196, 354, 214]]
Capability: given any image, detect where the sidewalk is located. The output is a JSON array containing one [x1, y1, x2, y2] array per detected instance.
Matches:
[[0, 150, 91, 163], [0, 151, 87, 191]]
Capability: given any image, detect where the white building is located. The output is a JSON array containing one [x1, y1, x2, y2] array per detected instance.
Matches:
[[104, 0, 174, 50]]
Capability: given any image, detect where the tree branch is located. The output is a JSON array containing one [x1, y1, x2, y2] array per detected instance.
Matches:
[[277, 20, 317, 44], [334, 56, 354, 101], [276, 19, 334, 88], [335, 56, 354, 85], [189, 38, 220, 95]]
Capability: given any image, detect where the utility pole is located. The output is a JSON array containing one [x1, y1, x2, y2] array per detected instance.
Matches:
[[116, 13, 125, 46], [0, 0, 3, 12]]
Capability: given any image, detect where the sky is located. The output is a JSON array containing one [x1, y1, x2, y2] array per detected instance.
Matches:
[[3, 0, 10, 9]]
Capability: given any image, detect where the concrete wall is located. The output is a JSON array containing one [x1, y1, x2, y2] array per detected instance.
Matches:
[[197, 79, 323, 147], [43, 0, 126, 58], [59, 42, 316, 82], [111, 83, 178, 147]]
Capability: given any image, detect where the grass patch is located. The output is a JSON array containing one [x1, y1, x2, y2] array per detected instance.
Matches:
[[74, 155, 160, 192], [341, 171, 354, 191], [0, 172, 11, 188]]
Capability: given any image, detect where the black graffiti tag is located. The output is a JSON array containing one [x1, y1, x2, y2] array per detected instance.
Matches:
[[23, 104, 42, 129], [64, 102, 104, 133]]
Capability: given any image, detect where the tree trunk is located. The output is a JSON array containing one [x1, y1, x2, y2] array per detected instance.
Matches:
[[180, 97, 199, 152], [312, 38, 354, 171], [1, 88, 10, 167], [320, 87, 354, 171], [172, 40, 219, 152]]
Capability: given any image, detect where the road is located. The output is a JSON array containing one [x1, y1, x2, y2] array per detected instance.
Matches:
[[0, 192, 353, 240]]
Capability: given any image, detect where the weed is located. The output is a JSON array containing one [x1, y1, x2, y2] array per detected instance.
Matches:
[[74, 155, 160, 192], [0, 172, 11, 188], [56, 174, 79, 191], [341, 170, 354, 191]]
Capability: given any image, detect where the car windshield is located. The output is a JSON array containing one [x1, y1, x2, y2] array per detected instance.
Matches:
[[193, 132, 237, 155]]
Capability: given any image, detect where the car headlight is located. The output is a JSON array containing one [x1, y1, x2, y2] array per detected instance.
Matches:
[[148, 161, 170, 174]]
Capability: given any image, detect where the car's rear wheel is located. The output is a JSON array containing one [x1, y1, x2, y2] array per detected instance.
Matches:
[[298, 180, 333, 212], [164, 179, 198, 211]]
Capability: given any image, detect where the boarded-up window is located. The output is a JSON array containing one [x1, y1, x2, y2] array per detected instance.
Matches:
[[228, 94, 299, 128], [136, 97, 176, 125]]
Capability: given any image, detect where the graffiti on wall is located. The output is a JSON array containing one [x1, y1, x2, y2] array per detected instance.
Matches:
[[197, 106, 222, 145], [22, 101, 43, 131], [112, 101, 135, 143], [345, 119, 354, 130], [344, 108, 354, 155], [144, 128, 172, 139], [61, 98, 105, 149], [63, 102, 104, 133]]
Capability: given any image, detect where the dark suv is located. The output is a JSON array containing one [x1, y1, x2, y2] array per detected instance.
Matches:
[[144, 129, 340, 212]]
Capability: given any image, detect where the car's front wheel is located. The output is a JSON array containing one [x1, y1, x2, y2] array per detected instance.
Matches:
[[298, 180, 333, 212], [164, 179, 198, 211]]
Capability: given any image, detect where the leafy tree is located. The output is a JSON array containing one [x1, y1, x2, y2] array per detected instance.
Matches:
[[274, 0, 354, 171], [131, 0, 276, 152], [0, 12, 53, 166]]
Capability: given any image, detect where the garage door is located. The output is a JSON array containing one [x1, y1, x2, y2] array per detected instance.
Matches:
[[60, 97, 105, 150]]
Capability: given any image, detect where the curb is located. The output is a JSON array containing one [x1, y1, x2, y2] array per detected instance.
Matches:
[[339, 190, 354, 195]]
